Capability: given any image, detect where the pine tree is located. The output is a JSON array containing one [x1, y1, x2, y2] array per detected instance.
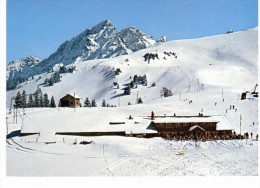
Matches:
[[49, 78, 54, 86], [34, 89, 40, 107], [137, 97, 143, 104], [53, 72, 60, 83], [21, 90, 27, 108], [102, 99, 106, 107], [50, 95, 56, 108], [44, 78, 48, 84], [124, 86, 131, 95], [130, 81, 134, 88], [27, 94, 34, 108], [84, 97, 91, 107], [142, 74, 147, 85], [91, 99, 97, 107], [43, 93, 49, 107], [39, 92, 44, 107], [15, 91, 22, 108]]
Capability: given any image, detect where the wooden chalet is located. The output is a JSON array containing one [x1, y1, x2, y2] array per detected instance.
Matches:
[[59, 93, 81, 107], [148, 115, 233, 139]]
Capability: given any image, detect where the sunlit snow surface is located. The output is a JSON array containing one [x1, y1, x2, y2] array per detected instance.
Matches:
[[6, 28, 258, 176]]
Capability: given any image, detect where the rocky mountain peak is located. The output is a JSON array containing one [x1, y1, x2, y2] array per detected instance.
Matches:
[[7, 20, 158, 90], [157, 36, 167, 43]]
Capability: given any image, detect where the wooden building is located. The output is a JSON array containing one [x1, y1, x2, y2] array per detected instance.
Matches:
[[148, 116, 233, 139], [59, 93, 81, 107]]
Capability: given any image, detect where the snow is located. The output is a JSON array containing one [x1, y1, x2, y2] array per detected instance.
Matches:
[[6, 20, 155, 82], [20, 108, 157, 137], [6, 27, 258, 176], [189, 125, 205, 132], [6, 135, 258, 176], [67, 93, 81, 99]]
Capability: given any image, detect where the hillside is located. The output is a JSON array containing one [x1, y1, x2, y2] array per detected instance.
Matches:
[[6, 27, 258, 177], [7, 27, 258, 107], [6, 20, 155, 89]]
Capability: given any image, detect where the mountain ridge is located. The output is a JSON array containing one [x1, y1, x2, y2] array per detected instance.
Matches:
[[6, 20, 156, 90]]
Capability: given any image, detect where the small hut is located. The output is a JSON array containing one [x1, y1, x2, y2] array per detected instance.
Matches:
[[59, 93, 81, 107]]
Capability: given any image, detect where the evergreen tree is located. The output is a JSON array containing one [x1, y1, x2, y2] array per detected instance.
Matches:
[[39, 92, 44, 107], [124, 86, 131, 95], [49, 78, 54, 86], [50, 95, 56, 108], [44, 78, 48, 84], [130, 81, 134, 88], [84, 97, 91, 107], [102, 99, 106, 107], [53, 72, 60, 83], [15, 91, 22, 108], [137, 97, 143, 104], [91, 99, 97, 107], [27, 94, 34, 108], [161, 87, 172, 97], [34, 89, 40, 107], [43, 93, 50, 107], [142, 74, 147, 85], [21, 90, 27, 108]]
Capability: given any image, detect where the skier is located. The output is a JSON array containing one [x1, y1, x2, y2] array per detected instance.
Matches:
[[251, 132, 253, 139]]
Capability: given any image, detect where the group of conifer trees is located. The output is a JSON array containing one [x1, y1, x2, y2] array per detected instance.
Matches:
[[83, 98, 116, 107], [14, 89, 56, 108]]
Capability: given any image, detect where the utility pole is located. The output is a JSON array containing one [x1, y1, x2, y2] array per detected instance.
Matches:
[[74, 92, 76, 112], [222, 88, 223, 101], [240, 114, 242, 139], [6, 117, 8, 135]]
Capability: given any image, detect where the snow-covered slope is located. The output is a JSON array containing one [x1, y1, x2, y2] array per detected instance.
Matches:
[[6, 28, 258, 177], [7, 27, 257, 103], [6, 56, 41, 80], [6, 20, 155, 86], [6, 28, 258, 132]]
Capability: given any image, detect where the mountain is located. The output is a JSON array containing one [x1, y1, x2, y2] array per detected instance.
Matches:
[[7, 27, 258, 106], [6, 20, 156, 90], [6, 56, 41, 90], [7, 56, 41, 79], [156, 36, 167, 43]]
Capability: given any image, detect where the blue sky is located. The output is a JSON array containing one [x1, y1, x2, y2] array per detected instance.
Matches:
[[7, 0, 258, 63]]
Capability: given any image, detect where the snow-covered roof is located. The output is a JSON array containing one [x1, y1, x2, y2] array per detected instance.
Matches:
[[188, 125, 205, 132], [67, 93, 81, 99], [152, 115, 233, 131], [21, 108, 157, 138], [152, 116, 219, 123]]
